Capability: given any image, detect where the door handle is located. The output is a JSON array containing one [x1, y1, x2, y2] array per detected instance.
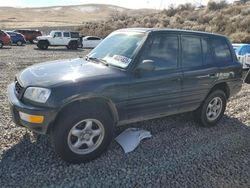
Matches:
[[209, 73, 216, 78], [171, 77, 182, 82]]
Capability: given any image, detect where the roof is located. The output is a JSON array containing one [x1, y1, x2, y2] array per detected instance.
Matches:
[[116, 28, 226, 38]]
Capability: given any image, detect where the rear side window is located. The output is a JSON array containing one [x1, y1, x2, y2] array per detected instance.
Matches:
[[70, 32, 79, 38], [63, 32, 70, 37], [182, 36, 202, 67], [211, 38, 232, 63], [88, 37, 101, 40], [140, 34, 178, 70]]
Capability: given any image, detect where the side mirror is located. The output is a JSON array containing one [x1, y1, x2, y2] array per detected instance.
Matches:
[[136, 60, 155, 73]]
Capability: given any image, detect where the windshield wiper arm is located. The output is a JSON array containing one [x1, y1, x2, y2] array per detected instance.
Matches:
[[85, 56, 108, 66]]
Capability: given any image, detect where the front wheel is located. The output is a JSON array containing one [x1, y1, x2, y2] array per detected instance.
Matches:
[[51, 104, 114, 163], [194, 90, 227, 127], [0, 41, 3, 48], [37, 41, 48, 50]]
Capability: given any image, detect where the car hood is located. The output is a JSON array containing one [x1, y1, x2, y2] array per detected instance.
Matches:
[[17, 58, 121, 87]]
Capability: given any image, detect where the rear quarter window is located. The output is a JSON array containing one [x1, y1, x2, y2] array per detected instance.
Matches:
[[211, 37, 232, 63], [70, 32, 80, 38]]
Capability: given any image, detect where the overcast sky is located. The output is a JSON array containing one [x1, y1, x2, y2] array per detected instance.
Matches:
[[0, 0, 224, 9]]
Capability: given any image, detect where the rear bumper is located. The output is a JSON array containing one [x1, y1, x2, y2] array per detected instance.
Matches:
[[7, 83, 57, 134]]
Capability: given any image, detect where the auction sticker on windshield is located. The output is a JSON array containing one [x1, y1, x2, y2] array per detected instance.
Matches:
[[113, 55, 132, 65], [103, 55, 132, 68]]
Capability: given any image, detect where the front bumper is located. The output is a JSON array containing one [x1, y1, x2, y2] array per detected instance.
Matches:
[[7, 83, 57, 134]]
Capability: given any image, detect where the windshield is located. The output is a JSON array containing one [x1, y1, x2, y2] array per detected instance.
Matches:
[[87, 31, 146, 69]]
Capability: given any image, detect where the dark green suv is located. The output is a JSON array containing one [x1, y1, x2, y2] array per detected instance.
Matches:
[[8, 28, 245, 163]]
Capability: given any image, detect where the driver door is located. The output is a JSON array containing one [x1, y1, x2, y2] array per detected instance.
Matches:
[[51, 32, 64, 45], [127, 33, 183, 120]]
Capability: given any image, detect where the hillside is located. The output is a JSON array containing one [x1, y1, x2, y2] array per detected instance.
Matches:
[[1, 2, 250, 43], [76, 2, 250, 43], [0, 4, 158, 29]]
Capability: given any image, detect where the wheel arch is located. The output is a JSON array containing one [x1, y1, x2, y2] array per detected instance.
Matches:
[[208, 82, 230, 99], [38, 39, 50, 45], [68, 40, 78, 45], [47, 97, 119, 134]]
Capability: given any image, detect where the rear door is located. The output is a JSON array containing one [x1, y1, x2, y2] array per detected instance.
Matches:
[[92, 37, 101, 47], [180, 35, 219, 112], [85, 37, 94, 48], [63, 32, 71, 45], [127, 33, 183, 119]]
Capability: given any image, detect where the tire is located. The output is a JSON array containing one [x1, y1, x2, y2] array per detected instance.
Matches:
[[194, 90, 227, 127], [51, 103, 115, 163], [68, 41, 78, 50], [0, 41, 3, 48], [37, 41, 48, 50], [29, 40, 34, 44], [16, 41, 23, 46]]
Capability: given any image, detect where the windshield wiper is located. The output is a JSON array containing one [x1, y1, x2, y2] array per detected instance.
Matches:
[[85, 56, 108, 66]]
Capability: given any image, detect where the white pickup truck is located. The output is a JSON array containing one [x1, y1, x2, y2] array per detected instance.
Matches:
[[36, 31, 80, 50]]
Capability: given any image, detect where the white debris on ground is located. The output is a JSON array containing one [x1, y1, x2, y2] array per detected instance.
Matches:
[[115, 128, 152, 153]]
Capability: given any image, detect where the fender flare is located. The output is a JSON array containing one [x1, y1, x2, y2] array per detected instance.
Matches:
[[38, 39, 50, 46]]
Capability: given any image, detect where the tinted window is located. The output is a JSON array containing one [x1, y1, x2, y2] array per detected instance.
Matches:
[[88, 37, 101, 40], [140, 34, 178, 70], [71, 32, 80, 38], [202, 38, 215, 65], [211, 38, 232, 62], [63, 32, 70, 37], [54, 32, 62, 37], [182, 36, 202, 67]]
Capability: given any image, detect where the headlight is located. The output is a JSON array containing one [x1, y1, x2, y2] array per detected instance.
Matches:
[[24, 87, 51, 103]]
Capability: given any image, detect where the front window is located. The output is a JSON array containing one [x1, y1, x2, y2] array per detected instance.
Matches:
[[87, 31, 146, 69], [51, 32, 62, 38]]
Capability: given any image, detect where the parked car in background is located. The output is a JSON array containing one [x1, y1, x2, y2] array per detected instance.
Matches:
[[233, 43, 250, 69], [36, 31, 81, 50], [14, 29, 42, 43], [0, 30, 11, 48], [232, 43, 245, 51], [6, 31, 26, 46], [82, 36, 102, 48], [7, 28, 243, 163]]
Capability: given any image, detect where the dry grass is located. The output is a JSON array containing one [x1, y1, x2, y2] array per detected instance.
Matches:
[[0, 4, 157, 29]]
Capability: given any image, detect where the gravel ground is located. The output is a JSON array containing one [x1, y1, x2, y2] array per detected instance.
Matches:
[[0, 45, 250, 188]]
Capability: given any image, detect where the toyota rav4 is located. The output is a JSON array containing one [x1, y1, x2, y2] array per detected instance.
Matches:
[[8, 28, 245, 163]]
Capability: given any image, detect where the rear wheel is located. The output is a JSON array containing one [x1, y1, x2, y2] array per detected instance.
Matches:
[[16, 41, 23, 46], [0, 41, 3, 48], [194, 90, 227, 127], [68, 41, 78, 50], [37, 40, 48, 50], [51, 103, 114, 163]]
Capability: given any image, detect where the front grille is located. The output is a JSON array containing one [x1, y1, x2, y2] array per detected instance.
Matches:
[[15, 81, 23, 96]]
